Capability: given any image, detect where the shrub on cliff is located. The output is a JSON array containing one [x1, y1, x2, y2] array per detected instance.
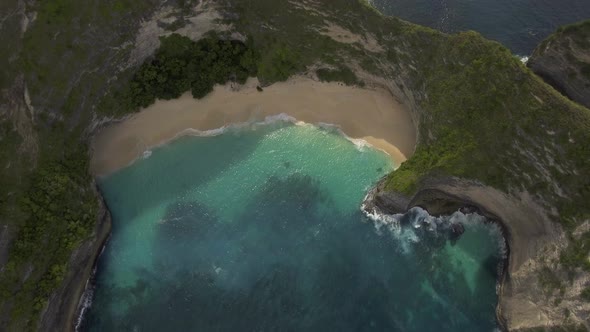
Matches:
[[120, 33, 258, 111]]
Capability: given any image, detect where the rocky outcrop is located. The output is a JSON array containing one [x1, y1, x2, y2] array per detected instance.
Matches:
[[528, 20, 590, 109], [363, 176, 590, 331], [38, 185, 112, 332], [362, 176, 410, 215]]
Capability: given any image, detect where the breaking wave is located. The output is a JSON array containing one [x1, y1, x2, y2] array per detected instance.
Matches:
[[130, 113, 390, 168], [362, 204, 507, 258]]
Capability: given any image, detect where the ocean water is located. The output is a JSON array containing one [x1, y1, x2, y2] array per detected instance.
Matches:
[[82, 121, 504, 331], [371, 0, 590, 55]]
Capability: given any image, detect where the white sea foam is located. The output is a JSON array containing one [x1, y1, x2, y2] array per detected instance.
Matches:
[[316, 123, 376, 153], [362, 206, 416, 252], [363, 205, 509, 295], [74, 237, 113, 331], [130, 113, 385, 170], [362, 205, 507, 258], [75, 283, 94, 331], [142, 150, 152, 159], [177, 113, 300, 140], [480, 220, 508, 259], [349, 138, 372, 151], [518, 55, 529, 64]]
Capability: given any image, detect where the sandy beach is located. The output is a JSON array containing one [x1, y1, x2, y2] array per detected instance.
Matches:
[[91, 77, 416, 176]]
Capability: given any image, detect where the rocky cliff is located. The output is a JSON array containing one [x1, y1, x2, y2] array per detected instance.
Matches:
[[37, 185, 111, 332], [528, 20, 590, 109], [363, 176, 589, 331]]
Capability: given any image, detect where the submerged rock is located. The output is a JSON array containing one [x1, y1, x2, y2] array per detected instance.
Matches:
[[449, 222, 465, 243]]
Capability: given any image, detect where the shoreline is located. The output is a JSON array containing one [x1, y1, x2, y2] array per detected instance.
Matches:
[[361, 178, 512, 332], [90, 77, 416, 176]]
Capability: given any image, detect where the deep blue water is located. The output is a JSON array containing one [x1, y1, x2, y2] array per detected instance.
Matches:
[[371, 0, 590, 55], [81, 123, 505, 331]]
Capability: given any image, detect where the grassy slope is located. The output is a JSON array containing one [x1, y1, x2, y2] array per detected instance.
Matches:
[[0, 0, 589, 330]]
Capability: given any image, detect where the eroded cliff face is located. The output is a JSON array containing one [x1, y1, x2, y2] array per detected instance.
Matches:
[[364, 176, 590, 331], [528, 20, 590, 109]]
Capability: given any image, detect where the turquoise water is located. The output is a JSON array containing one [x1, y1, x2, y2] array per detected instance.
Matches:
[[82, 121, 504, 331]]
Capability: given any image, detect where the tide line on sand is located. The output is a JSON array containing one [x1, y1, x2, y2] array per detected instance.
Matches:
[[90, 76, 417, 176]]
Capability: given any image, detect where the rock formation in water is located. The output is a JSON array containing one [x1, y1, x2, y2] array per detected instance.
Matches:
[[0, 0, 589, 331], [528, 20, 590, 109]]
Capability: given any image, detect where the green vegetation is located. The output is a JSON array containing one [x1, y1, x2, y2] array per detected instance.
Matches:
[[20, 0, 158, 120], [386, 129, 476, 194], [560, 231, 590, 272], [381, 26, 590, 276], [0, 0, 159, 329], [380, 29, 590, 231], [0, 130, 97, 330], [1, 5, 266, 328], [385, 31, 532, 191], [316, 66, 363, 86], [530, 19, 590, 113], [556, 20, 590, 50], [257, 45, 302, 83], [113, 33, 257, 112], [228, 0, 369, 85]]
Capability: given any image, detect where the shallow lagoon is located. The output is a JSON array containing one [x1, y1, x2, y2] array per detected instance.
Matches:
[[82, 122, 504, 331]]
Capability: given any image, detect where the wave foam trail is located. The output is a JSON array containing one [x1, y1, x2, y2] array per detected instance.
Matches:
[[362, 205, 506, 256], [75, 269, 96, 332], [178, 114, 297, 139]]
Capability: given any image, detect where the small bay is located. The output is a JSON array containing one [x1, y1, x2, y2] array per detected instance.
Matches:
[[82, 121, 504, 331]]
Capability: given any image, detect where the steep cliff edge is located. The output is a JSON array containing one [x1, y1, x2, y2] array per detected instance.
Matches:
[[364, 177, 589, 330], [528, 20, 590, 109], [37, 185, 111, 332]]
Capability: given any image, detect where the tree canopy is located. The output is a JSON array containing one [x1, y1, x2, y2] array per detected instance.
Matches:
[[122, 33, 258, 110]]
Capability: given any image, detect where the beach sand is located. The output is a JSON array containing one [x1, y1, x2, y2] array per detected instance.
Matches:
[[91, 77, 416, 176]]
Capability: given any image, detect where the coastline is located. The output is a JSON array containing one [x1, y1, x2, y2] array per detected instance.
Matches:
[[361, 178, 512, 331], [39, 184, 112, 332], [82, 77, 520, 331], [90, 77, 416, 176], [361, 175, 566, 331]]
